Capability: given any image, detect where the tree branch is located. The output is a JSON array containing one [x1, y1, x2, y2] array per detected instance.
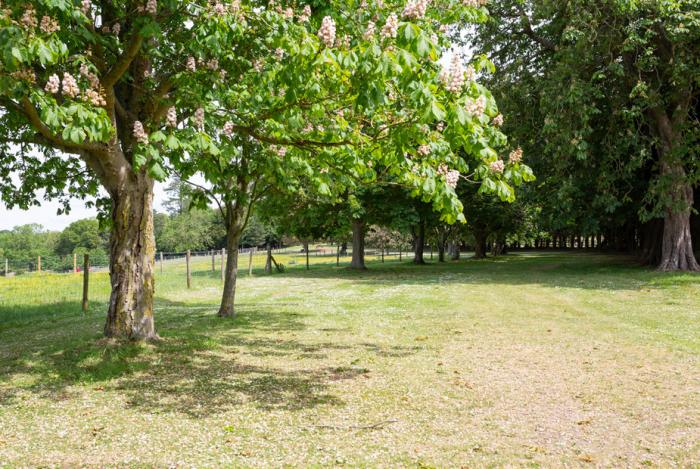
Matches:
[[102, 32, 144, 87]]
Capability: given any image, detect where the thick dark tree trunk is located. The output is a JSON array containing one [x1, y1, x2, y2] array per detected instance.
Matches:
[[350, 219, 366, 270], [659, 192, 699, 271], [473, 232, 487, 259], [413, 222, 426, 265], [653, 111, 699, 271], [218, 228, 242, 317], [104, 174, 157, 340]]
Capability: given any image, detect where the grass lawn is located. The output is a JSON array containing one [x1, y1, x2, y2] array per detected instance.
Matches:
[[0, 251, 699, 467]]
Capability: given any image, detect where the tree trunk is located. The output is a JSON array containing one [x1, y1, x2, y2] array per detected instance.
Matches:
[[350, 219, 366, 270], [218, 227, 241, 317], [653, 110, 699, 271], [104, 175, 158, 340], [413, 222, 426, 265], [218, 189, 250, 317], [450, 241, 461, 260], [264, 242, 272, 273], [659, 191, 699, 271], [438, 243, 446, 262], [474, 232, 487, 259], [340, 242, 348, 256]]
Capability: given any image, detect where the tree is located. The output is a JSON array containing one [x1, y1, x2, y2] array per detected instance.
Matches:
[[155, 208, 225, 253], [473, 0, 700, 270], [0, 224, 57, 270], [173, 2, 534, 316], [54, 218, 108, 256], [162, 175, 191, 215], [1, 0, 532, 336]]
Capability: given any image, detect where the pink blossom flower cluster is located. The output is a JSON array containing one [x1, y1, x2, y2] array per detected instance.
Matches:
[[363, 21, 376, 40], [440, 55, 464, 93], [381, 13, 399, 39], [417, 144, 431, 156], [465, 95, 486, 116], [79, 63, 100, 89], [493, 114, 504, 127], [133, 121, 148, 144], [61, 72, 79, 98], [274, 48, 285, 60], [437, 164, 459, 188], [166, 107, 177, 128], [10, 69, 36, 83], [186, 56, 196, 72], [102, 23, 118, 34], [194, 108, 205, 130], [223, 121, 234, 137], [489, 159, 504, 173], [206, 58, 219, 71], [212, 2, 226, 15], [445, 170, 460, 188], [298, 5, 311, 22], [270, 145, 287, 157], [509, 147, 523, 163], [40, 16, 60, 34], [44, 74, 60, 94], [145, 0, 157, 15], [402, 0, 429, 20], [21, 8, 38, 29], [84, 88, 105, 106], [318, 16, 336, 48], [81, 0, 91, 16], [436, 122, 445, 132]]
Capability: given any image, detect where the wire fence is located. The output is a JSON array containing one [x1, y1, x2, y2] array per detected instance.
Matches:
[[1, 244, 431, 278], [0, 244, 440, 314]]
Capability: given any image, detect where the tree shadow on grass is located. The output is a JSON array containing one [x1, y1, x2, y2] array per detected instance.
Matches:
[[0, 298, 415, 417]]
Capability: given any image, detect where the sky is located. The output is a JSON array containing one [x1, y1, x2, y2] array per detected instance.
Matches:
[[0, 181, 169, 231]]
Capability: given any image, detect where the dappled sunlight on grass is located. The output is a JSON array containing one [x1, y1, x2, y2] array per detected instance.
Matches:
[[0, 252, 699, 466]]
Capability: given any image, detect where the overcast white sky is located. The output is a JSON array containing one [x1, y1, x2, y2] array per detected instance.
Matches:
[[0, 182, 169, 231]]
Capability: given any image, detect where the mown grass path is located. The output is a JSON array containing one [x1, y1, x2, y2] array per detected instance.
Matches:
[[1, 252, 698, 467]]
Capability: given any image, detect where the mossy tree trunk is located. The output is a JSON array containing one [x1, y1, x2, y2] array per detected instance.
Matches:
[[104, 171, 158, 340]]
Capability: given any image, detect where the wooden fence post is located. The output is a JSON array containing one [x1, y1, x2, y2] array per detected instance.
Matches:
[[82, 254, 89, 312], [336, 245, 340, 267], [73, 253, 77, 273], [306, 247, 310, 270], [186, 250, 191, 289], [211, 250, 216, 272], [221, 248, 226, 282], [248, 247, 255, 276]]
